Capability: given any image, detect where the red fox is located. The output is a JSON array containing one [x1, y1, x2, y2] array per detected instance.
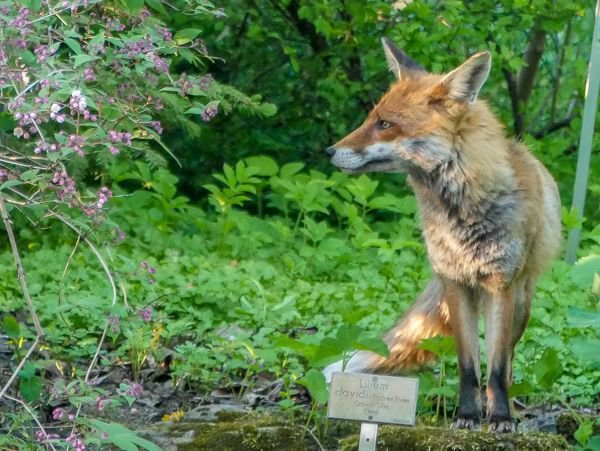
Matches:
[[325, 38, 562, 432]]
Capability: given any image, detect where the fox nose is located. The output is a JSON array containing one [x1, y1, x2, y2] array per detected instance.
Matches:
[[326, 146, 336, 157]]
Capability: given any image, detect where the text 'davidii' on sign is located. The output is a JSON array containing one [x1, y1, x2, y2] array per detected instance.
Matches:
[[327, 372, 419, 425]]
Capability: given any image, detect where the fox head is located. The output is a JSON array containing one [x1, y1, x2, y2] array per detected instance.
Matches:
[[327, 39, 492, 175]]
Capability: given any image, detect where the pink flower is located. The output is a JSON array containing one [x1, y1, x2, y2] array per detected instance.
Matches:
[[138, 307, 152, 321], [52, 407, 65, 420], [127, 382, 143, 397]]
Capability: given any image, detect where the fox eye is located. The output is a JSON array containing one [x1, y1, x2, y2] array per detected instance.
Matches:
[[376, 120, 392, 130]]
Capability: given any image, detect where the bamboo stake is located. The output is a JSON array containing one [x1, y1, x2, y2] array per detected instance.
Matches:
[[565, 0, 600, 263]]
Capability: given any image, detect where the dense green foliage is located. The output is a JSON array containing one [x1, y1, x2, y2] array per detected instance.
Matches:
[[1, 0, 599, 449]]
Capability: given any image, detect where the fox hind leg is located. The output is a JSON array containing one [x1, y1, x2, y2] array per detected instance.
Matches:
[[484, 286, 517, 433], [446, 282, 482, 430]]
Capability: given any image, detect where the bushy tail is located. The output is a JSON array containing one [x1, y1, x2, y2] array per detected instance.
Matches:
[[324, 278, 451, 381]]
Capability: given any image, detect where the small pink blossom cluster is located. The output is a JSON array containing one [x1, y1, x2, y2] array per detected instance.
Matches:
[[35, 430, 60, 443], [107, 130, 132, 154], [140, 261, 157, 285], [84, 42, 105, 56], [159, 27, 173, 41], [67, 134, 86, 156], [69, 90, 97, 121], [8, 6, 29, 28], [0, 169, 8, 181], [50, 103, 66, 123], [83, 67, 95, 82], [150, 121, 163, 134], [138, 307, 152, 321], [107, 130, 132, 145], [127, 382, 144, 397], [83, 186, 113, 216], [122, 38, 153, 58], [152, 54, 169, 74], [13, 111, 42, 139], [106, 17, 125, 32], [66, 432, 85, 451], [96, 396, 110, 412], [34, 44, 56, 64], [34, 140, 58, 153], [199, 74, 214, 91], [177, 74, 214, 96], [52, 170, 76, 201], [96, 186, 112, 209], [52, 407, 65, 420], [201, 104, 218, 122]]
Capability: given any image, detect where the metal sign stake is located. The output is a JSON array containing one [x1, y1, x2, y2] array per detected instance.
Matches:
[[359, 423, 378, 451]]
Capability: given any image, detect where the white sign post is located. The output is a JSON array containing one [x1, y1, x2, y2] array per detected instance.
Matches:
[[327, 372, 419, 450]]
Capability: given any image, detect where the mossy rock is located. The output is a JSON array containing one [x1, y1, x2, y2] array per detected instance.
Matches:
[[556, 411, 600, 441], [173, 413, 308, 451], [339, 425, 570, 450]]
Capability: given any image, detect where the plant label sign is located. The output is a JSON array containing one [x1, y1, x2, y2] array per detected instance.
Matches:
[[327, 372, 419, 425]]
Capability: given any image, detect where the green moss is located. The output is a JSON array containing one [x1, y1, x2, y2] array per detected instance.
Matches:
[[339, 425, 570, 451], [174, 413, 308, 451]]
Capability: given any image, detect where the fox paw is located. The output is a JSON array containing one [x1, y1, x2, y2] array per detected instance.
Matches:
[[450, 416, 481, 431], [488, 416, 516, 433]]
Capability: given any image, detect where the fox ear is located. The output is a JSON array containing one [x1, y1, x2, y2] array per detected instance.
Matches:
[[381, 38, 424, 80], [440, 51, 491, 103]]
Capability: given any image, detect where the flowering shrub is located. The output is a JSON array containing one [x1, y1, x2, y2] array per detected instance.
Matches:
[[0, 0, 275, 448], [0, 0, 274, 223]]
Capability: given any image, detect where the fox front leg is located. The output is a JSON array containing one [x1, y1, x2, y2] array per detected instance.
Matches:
[[445, 281, 482, 430], [484, 287, 517, 432]]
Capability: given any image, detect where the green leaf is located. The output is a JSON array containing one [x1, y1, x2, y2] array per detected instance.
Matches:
[[418, 336, 456, 359], [567, 307, 600, 328], [124, 0, 144, 12], [63, 37, 83, 55], [0, 112, 17, 132], [275, 337, 317, 359], [174, 28, 202, 45], [533, 348, 563, 389], [19, 362, 35, 379], [353, 336, 390, 358], [84, 419, 161, 451], [571, 255, 600, 289], [145, 0, 169, 16], [280, 162, 304, 178], [568, 337, 600, 365], [574, 419, 594, 446], [257, 103, 278, 117], [73, 54, 99, 68], [19, 364, 42, 403], [297, 369, 329, 404], [1, 316, 20, 339], [245, 156, 279, 177], [311, 337, 344, 368], [0, 179, 23, 191], [508, 380, 534, 398], [335, 324, 363, 350]]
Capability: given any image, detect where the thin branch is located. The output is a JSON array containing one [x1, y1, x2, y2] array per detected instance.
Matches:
[[517, 25, 547, 103], [299, 425, 326, 451], [0, 197, 44, 337], [57, 234, 82, 327], [49, 212, 119, 431], [4, 394, 57, 451], [0, 337, 40, 401], [502, 68, 524, 137], [549, 21, 572, 126], [532, 115, 576, 139]]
